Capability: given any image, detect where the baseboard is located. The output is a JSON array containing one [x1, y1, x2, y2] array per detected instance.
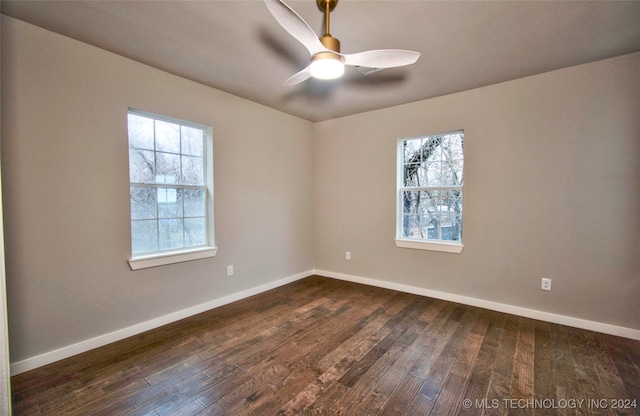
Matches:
[[10, 270, 314, 375], [12, 268, 638, 375], [314, 269, 640, 341]]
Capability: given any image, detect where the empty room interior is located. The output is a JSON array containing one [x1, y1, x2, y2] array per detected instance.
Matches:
[[1, 0, 639, 414]]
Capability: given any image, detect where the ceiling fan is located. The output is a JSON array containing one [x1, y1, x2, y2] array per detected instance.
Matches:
[[264, 0, 420, 86]]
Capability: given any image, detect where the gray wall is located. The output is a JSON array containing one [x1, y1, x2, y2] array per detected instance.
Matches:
[[314, 52, 640, 330], [0, 14, 13, 414], [1, 16, 315, 363], [2, 14, 639, 368]]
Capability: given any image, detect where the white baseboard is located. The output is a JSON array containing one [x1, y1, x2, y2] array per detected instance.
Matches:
[[314, 269, 640, 341], [10, 270, 313, 375], [11, 268, 639, 375]]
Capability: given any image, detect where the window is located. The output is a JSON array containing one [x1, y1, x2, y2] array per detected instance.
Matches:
[[127, 110, 216, 269], [396, 131, 464, 253]]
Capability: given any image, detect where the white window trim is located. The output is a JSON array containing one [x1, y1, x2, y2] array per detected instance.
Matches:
[[128, 246, 218, 270], [395, 238, 463, 254], [395, 131, 464, 254], [127, 109, 216, 270]]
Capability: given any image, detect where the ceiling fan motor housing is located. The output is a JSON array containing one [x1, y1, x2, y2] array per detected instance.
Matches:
[[310, 34, 344, 79], [319, 34, 340, 53], [312, 35, 344, 66]]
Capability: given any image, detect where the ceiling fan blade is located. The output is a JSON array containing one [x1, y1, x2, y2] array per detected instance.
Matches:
[[284, 65, 312, 86], [343, 50, 420, 69], [264, 0, 328, 57]]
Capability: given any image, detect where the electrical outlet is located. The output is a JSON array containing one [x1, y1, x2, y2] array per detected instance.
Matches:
[[345, 251, 351, 260], [227, 265, 234, 276], [541, 278, 552, 291]]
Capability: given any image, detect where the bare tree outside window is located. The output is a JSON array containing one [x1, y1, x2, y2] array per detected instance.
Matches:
[[399, 131, 464, 242]]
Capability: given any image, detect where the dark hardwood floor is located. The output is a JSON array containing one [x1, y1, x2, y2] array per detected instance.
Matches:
[[10, 276, 640, 415]]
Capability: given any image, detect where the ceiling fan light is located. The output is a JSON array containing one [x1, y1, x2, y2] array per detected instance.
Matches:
[[310, 53, 345, 80]]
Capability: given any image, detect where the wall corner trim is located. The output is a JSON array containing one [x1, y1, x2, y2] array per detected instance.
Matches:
[[10, 270, 314, 375], [314, 269, 640, 341]]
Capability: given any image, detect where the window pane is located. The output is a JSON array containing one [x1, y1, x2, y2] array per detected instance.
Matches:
[[423, 161, 442, 186], [403, 134, 464, 188], [181, 126, 203, 157], [401, 188, 462, 242], [185, 217, 206, 246], [131, 187, 157, 220], [427, 139, 443, 162], [421, 190, 440, 214], [403, 212, 438, 240], [182, 155, 204, 185], [184, 189, 205, 217], [421, 212, 437, 238], [159, 219, 184, 250], [453, 159, 464, 185], [439, 214, 462, 241], [440, 190, 463, 214], [156, 152, 180, 184], [447, 133, 464, 153], [128, 113, 154, 150], [132, 220, 158, 254], [129, 149, 155, 183], [157, 188, 183, 219], [403, 164, 422, 187], [402, 214, 420, 238], [441, 135, 462, 159], [402, 190, 420, 214], [155, 120, 181, 153], [403, 139, 422, 163], [441, 159, 463, 185]]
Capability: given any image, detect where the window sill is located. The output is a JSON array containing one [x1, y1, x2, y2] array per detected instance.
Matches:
[[128, 247, 218, 270], [395, 239, 464, 254]]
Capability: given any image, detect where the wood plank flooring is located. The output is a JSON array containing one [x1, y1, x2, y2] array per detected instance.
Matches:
[[10, 276, 640, 415]]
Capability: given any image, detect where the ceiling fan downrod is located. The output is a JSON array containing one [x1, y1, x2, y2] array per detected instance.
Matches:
[[316, 0, 340, 53]]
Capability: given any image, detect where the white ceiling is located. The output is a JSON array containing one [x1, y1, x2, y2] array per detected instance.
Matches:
[[3, 0, 640, 122]]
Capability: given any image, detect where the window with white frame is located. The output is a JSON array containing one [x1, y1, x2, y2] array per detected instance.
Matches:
[[396, 131, 464, 253], [127, 110, 216, 269]]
